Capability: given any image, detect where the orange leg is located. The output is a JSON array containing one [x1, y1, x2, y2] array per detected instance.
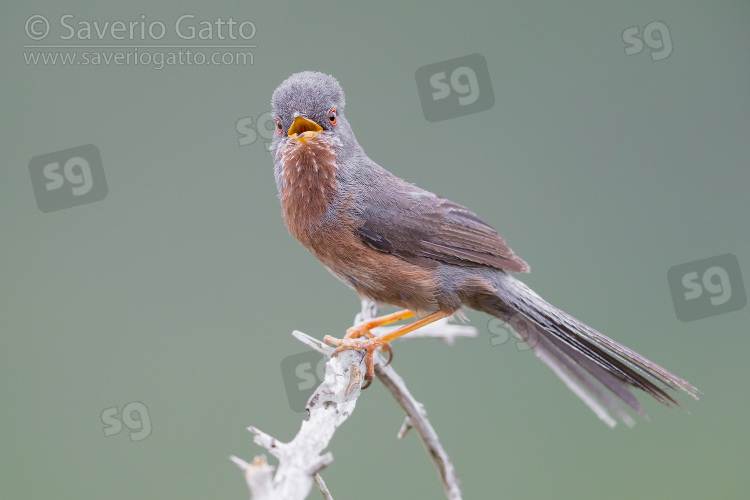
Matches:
[[343, 309, 415, 363], [344, 309, 415, 339], [324, 310, 451, 388]]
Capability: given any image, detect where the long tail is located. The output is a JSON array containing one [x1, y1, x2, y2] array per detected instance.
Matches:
[[482, 273, 699, 428]]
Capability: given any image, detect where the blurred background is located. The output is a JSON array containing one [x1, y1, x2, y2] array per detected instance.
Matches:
[[2, 1, 748, 498]]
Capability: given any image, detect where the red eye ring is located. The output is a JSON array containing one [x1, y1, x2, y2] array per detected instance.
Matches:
[[274, 117, 283, 135], [327, 109, 338, 126]]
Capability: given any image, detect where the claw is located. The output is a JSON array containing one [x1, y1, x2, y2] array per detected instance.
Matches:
[[324, 336, 379, 389], [382, 343, 394, 366], [330, 339, 364, 358]]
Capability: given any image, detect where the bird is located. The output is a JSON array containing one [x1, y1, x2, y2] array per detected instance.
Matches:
[[269, 71, 698, 427]]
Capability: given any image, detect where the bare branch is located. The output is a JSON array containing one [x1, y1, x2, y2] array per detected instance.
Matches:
[[230, 455, 276, 499], [351, 300, 464, 498], [234, 348, 366, 499], [374, 354, 462, 499], [234, 301, 471, 499], [313, 473, 334, 500]]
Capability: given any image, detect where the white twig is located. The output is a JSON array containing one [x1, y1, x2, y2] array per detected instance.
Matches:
[[313, 473, 334, 500], [234, 301, 472, 499], [230, 455, 275, 498], [374, 354, 462, 499], [234, 345, 365, 499], [359, 301, 463, 500]]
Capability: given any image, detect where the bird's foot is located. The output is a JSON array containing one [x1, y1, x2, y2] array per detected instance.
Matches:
[[324, 309, 449, 389], [343, 322, 393, 364], [323, 334, 391, 389], [345, 321, 378, 340], [338, 309, 417, 370]]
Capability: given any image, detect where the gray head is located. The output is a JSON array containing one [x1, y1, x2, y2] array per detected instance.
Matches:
[[270, 72, 357, 157]]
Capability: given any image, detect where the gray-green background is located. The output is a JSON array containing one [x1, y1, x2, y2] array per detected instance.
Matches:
[[2, 1, 748, 498]]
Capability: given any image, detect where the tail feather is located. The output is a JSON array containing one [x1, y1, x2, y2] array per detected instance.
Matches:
[[534, 321, 647, 415], [486, 273, 699, 426], [527, 321, 637, 428]]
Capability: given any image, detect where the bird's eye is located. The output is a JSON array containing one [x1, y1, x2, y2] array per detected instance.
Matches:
[[328, 109, 338, 126], [274, 117, 283, 135]]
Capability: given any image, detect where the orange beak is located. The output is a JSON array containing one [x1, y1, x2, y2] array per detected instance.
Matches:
[[287, 115, 323, 141]]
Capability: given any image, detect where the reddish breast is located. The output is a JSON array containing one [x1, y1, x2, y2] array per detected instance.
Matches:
[[277, 136, 340, 244], [276, 135, 445, 313]]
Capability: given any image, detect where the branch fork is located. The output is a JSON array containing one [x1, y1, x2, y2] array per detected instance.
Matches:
[[232, 302, 476, 499]]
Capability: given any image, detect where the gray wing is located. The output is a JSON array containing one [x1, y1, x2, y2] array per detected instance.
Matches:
[[353, 177, 529, 273]]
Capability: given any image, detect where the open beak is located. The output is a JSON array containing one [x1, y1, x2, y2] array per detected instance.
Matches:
[[287, 115, 323, 141]]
